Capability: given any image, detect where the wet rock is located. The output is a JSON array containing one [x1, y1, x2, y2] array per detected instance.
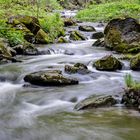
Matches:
[[13, 43, 39, 55], [92, 38, 105, 47], [69, 30, 86, 41], [65, 63, 89, 74], [75, 95, 117, 110], [63, 18, 77, 26], [122, 88, 140, 110], [91, 32, 104, 39], [104, 18, 140, 53], [24, 70, 79, 86], [57, 36, 69, 43], [94, 55, 122, 71], [79, 25, 96, 32], [130, 53, 140, 70]]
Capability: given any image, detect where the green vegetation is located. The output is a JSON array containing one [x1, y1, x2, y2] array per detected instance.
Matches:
[[76, 0, 140, 22], [0, 0, 64, 46], [124, 74, 140, 90]]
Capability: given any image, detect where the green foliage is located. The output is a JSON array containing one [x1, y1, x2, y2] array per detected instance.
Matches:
[[124, 74, 140, 89], [0, 20, 24, 46], [76, 0, 140, 22], [39, 13, 65, 40], [0, 0, 64, 44]]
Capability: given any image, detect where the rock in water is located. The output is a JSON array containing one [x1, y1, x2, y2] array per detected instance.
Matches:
[[130, 53, 140, 70], [24, 70, 79, 86], [65, 63, 89, 74], [79, 25, 96, 32], [63, 18, 77, 27], [104, 18, 140, 53], [75, 95, 117, 110], [91, 32, 104, 39], [69, 30, 86, 41], [94, 55, 122, 71], [122, 88, 140, 110]]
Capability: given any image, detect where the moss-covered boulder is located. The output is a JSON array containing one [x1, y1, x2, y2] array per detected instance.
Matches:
[[24, 70, 79, 86], [35, 29, 52, 44], [0, 38, 16, 57], [122, 88, 140, 110], [91, 32, 104, 39], [75, 95, 117, 110], [94, 55, 122, 71], [57, 36, 69, 43], [130, 53, 140, 70], [63, 18, 77, 26], [79, 25, 96, 32], [69, 30, 86, 41], [65, 63, 89, 74], [8, 15, 40, 34], [104, 18, 140, 53]]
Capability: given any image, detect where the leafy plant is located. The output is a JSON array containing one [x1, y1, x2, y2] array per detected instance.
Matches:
[[124, 74, 140, 89], [0, 20, 24, 46]]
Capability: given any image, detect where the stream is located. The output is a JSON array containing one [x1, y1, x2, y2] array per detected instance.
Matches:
[[0, 10, 140, 140]]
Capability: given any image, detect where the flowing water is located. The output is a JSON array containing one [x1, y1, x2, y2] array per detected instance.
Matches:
[[0, 11, 140, 140]]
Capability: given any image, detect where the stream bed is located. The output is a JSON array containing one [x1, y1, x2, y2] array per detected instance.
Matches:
[[0, 11, 140, 140]]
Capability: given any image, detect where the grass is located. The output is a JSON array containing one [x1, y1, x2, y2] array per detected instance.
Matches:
[[0, 0, 64, 45], [76, 0, 140, 22], [124, 74, 140, 90]]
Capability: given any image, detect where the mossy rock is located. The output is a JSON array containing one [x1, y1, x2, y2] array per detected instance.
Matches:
[[130, 53, 140, 70], [65, 63, 89, 74], [57, 37, 69, 43], [104, 18, 140, 53], [63, 18, 77, 27], [8, 15, 40, 34], [79, 25, 96, 32], [24, 70, 79, 86], [94, 55, 122, 71], [75, 95, 117, 110], [69, 30, 86, 41], [0, 38, 16, 57], [91, 32, 104, 39], [35, 29, 52, 44]]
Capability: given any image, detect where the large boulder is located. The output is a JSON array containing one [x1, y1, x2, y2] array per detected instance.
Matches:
[[130, 53, 140, 70], [122, 88, 140, 110], [79, 25, 96, 32], [65, 63, 89, 74], [94, 55, 122, 71], [69, 30, 86, 41], [75, 95, 117, 110], [104, 18, 140, 53], [24, 70, 79, 86], [8, 15, 40, 34]]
